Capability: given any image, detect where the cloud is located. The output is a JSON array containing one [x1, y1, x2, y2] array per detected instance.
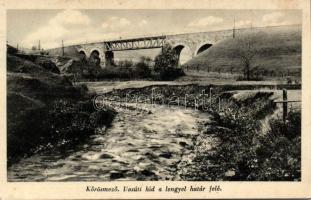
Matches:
[[188, 16, 223, 27], [235, 20, 252, 27], [261, 12, 289, 26], [138, 19, 148, 26], [22, 10, 91, 48], [50, 10, 90, 26], [101, 17, 131, 30]]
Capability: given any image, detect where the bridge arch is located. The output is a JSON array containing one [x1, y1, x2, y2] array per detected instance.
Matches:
[[89, 48, 102, 66], [195, 42, 213, 56], [78, 49, 87, 63], [172, 43, 193, 66], [78, 48, 87, 56]]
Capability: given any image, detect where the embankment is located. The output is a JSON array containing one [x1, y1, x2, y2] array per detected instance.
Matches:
[[101, 83, 299, 110], [102, 84, 300, 181], [184, 24, 301, 75], [7, 53, 116, 165]]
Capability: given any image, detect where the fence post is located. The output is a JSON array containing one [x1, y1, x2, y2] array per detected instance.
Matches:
[[218, 97, 221, 111], [209, 87, 213, 108], [283, 89, 288, 122]]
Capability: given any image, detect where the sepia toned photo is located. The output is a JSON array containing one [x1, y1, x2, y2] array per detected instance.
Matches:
[[6, 8, 302, 182], [1, 0, 311, 198]]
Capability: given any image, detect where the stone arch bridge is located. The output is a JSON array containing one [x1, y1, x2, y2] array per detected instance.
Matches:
[[47, 29, 234, 67]]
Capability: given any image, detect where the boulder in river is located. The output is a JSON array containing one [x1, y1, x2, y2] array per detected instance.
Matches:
[[159, 152, 173, 159], [110, 171, 125, 179]]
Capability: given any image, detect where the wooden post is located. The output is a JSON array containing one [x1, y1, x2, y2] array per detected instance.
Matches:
[[209, 87, 213, 108], [233, 17, 236, 38], [62, 40, 64, 56], [287, 69, 290, 76], [283, 89, 288, 122], [218, 97, 221, 111]]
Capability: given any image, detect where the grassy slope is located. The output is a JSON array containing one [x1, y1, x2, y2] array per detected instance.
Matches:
[[183, 25, 301, 74], [7, 54, 115, 164]]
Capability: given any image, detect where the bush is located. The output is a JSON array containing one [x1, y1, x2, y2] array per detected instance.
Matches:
[[35, 57, 60, 74], [84, 57, 153, 80], [236, 75, 264, 81], [131, 61, 151, 78], [95, 66, 132, 79], [254, 110, 301, 180], [159, 67, 185, 81], [7, 98, 116, 165], [182, 94, 300, 181], [154, 45, 185, 80]]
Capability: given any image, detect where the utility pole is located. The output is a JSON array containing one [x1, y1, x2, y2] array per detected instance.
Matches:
[[251, 11, 254, 32], [282, 89, 288, 122], [233, 17, 236, 38], [62, 40, 64, 56], [38, 40, 41, 51]]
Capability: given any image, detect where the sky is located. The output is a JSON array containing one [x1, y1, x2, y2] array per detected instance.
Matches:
[[7, 9, 301, 49]]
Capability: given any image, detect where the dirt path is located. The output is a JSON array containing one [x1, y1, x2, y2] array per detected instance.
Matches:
[[8, 102, 212, 181]]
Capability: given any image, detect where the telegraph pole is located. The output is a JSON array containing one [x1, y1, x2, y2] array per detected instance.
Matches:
[[233, 17, 236, 38], [62, 40, 64, 56], [38, 40, 41, 51]]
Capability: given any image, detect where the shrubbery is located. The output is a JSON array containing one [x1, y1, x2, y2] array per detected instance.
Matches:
[[131, 60, 151, 78], [7, 97, 116, 165], [154, 44, 185, 81], [158, 67, 185, 81], [182, 93, 301, 181], [255, 110, 301, 180], [7, 53, 116, 165], [236, 75, 264, 81], [82, 56, 152, 80], [58, 44, 184, 81]]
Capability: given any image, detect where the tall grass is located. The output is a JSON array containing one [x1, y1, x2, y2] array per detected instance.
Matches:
[[182, 93, 301, 181]]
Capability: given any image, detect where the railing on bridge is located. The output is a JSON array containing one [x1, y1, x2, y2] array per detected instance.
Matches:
[[104, 36, 166, 51]]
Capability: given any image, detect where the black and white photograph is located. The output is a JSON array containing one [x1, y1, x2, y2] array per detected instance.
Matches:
[[6, 8, 302, 183]]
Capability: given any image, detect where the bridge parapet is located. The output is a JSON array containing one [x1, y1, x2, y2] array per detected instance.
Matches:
[[104, 36, 166, 51]]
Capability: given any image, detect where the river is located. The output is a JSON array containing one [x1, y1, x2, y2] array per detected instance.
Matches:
[[8, 102, 211, 181]]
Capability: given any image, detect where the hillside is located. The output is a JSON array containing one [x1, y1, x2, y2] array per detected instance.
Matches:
[[7, 52, 115, 165], [183, 25, 301, 75]]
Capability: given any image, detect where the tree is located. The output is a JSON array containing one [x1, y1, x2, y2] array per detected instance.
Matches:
[[154, 44, 184, 80], [233, 33, 263, 81], [118, 60, 133, 68], [154, 44, 178, 72], [31, 46, 37, 51], [133, 60, 151, 78]]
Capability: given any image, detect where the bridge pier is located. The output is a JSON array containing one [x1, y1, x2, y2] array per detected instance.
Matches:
[[104, 51, 114, 67]]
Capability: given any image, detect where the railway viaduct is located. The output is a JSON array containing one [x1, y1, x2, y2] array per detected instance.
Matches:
[[46, 28, 236, 67]]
